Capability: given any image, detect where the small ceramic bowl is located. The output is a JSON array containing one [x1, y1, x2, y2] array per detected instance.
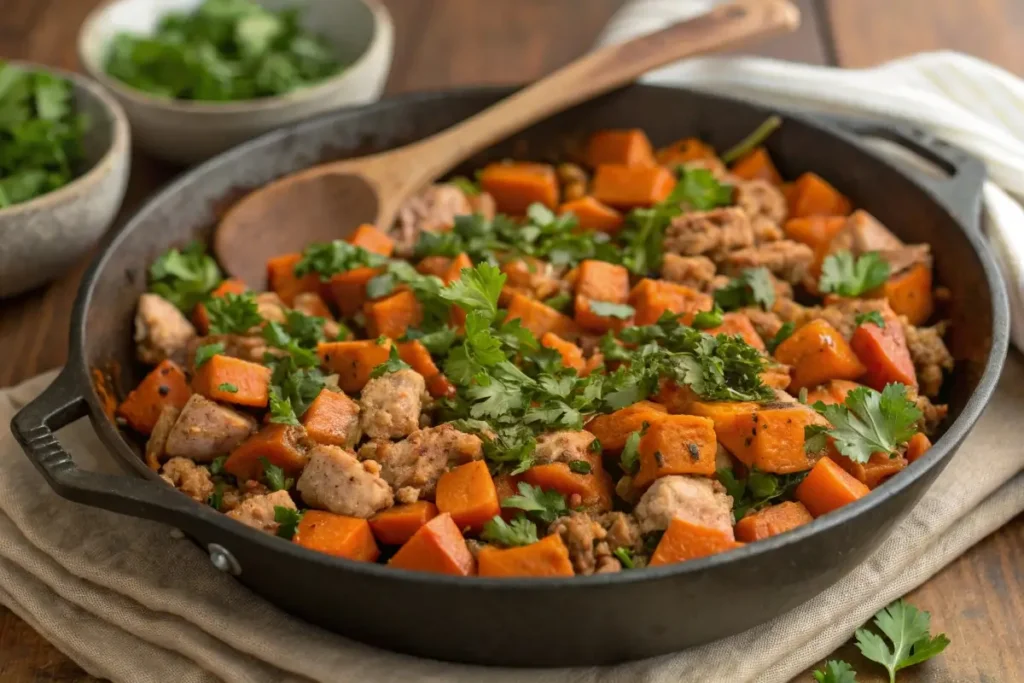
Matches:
[[0, 62, 130, 299], [77, 0, 395, 165]]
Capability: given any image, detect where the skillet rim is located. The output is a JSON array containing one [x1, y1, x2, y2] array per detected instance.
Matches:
[[68, 83, 1011, 589]]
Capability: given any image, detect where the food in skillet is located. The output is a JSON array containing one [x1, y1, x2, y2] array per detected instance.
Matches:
[[117, 121, 954, 577]]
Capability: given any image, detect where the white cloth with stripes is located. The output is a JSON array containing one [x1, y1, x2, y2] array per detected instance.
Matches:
[[599, 0, 1024, 350]]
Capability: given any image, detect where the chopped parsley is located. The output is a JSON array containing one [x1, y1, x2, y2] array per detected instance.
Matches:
[[293, 240, 387, 280], [692, 305, 724, 330], [148, 242, 222, 312], [274, 506, 304, 540], [855, 600, 950, 683], [217, 382, 239, 393], [205, 291, 263, 335], [713, 267, 776, 312], [819, 251, 890, 297], [500, 482, 567, 524], [193, 342, 225, 368], [811, 660, 857, 683], [209, 455, 228, 475], [805, 384, 921, 464], [207, 482, 224, 511], [480, 514, 538, 547], [568, 460, 592, 474], [855, 310, 886, 329], [619, 430, 643, 474], [716, 467, 807, 522], [260, 457, 293, 492], [448, 176, 480, 195], [765, 321, 796, 355], [588, 301, 635, 319], [370, 344, 411, 379], [543, 291, 572, 313]]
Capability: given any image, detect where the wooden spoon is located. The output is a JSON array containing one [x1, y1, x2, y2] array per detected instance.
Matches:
[[215, 0, 800, 286]]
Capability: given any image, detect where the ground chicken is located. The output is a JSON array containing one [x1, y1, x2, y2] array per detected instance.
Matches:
[[160, 457, 214, 503], [830, 210, 903, 255], [752, 216, 784, 244], [393, 184, 473, 255], [660, 253, 717, 291], [467, 191, 497, 220], [720, 240, 814, 284], [557, 163, 589, 202], [145, 405, 180, 468], [359, 369, 427, 439], [549, 512, 619, 575], [663, 207, 754, 257], [187, 333, 272, 365], [297, 445, 394, 518], [741, 306, 785, 340], [220, 479, 271, 512], [905, 321, 954, 397], [599, 511, 643, 553], [227, 490, 296, 534], [163, 394, 255, 462], [134, 293, 197, 366], [534, 430, 596, 465], [633, 475, 734, 535], [877, 244, 932, 275], [359, 424, 483, 501], [915, 395, 950, 435], [735, 179, 787, 226], [254, 292, 287, 326]]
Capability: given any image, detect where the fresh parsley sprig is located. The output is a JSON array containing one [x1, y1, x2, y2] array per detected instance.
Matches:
[[716, 467, 807, 522], [293, 240, 387, 281], [812, 660, 858, 683], [819, 251, 890, 297], [855, 310, 886, 329], [370, 344, 411, 378], [855, 600, 950, 683], [149, 241, 223, 312], [274, 506, 304, 540], [714, 267, 776, 312], [480, 514, 538, 547], [205, 291, 263, 335], [500, 482, 567, 524], [805, 384, 921, 464]]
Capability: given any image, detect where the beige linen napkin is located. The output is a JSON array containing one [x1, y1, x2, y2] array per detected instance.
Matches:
[[1, 358, 1022, 683]]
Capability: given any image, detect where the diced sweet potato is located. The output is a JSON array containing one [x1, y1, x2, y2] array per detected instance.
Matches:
[[773, 319, 866, 391], [436, 460, 500, 533], [224, 423, 308, 481], [328, 267, 383, 317], [347, 224, 394, 257], [833, 452, 907, 489], [443, 252, 473, 285], [301, 389, 360, 448], [575, 260, 629, 303], [478, 534, 575, 577], [654, 137, 717, 167], [783, 215, 847, 279], [398, 340, 452, 398], [369, 501, 439, 545], [591, 164, 676, 209], [294, 511, 379, 562], [628, 279, 713, 326], [364, 290, 423, 339], [585, 401, 667, 451], [388, 512, 476, 575], [479, 162, 559, 214], [652, 380, 699, 414], [787, 172, 852, 218], [318, 339, 393, 393], [541, 332, 586, 373], [649, 517, 743, 566], [795, 456, 870, 517], [505, 292, 580, 339], [522, 450, 613, 512], [574, 296, 632, 333], [734, 501, 813, 542], [881, 263, 934, 326], [803, 379, 864, 406], [632, 414, 718, 489], [586, 129, 656, 168], [702, 312, 766, 351], [191, 354, 271, 408], [267, 253, 320, 306], [906, 432, 932, 463], [850, 320, 917, 391], [416, 256, 452, 277], [730, 147, 782, 185], [559, 196, 624, 234], [117, 360, 191, 435]]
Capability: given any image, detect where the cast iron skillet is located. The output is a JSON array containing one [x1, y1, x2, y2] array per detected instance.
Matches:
[[11, 85, 1009, 667]]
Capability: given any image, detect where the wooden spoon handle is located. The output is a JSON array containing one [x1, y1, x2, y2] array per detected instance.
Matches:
[[387, 0, 799, 193]]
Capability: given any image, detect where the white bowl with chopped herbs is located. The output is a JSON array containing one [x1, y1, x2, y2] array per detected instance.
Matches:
[[78, 0, 394, 165], [0, 60, 130, 299]]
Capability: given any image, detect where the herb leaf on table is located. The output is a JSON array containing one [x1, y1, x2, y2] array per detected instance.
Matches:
[[855, 600, 950, 683]]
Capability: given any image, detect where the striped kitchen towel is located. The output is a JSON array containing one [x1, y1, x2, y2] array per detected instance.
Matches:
[[599, 0, 1024, 350]]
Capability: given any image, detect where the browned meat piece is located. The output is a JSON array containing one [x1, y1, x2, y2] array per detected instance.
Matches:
[[549, 511, 620, 575], [741, 306, 785, 340], [664, 207, 753, 257], [467, 191, 497, 220], [615, 475, 640, 506], [160, 457, 214, 503], [915, 395, 949, 435], [186, 333, 272, 365], [221, 479, 271, 512], [134, 293, 197, 366], [599, 511, 643, 553], [145, 405, 180, 469], [534, 430, 596, 465], [830, 210, 903, 255], [359, 369, 427, 440], [721, 240, 814, 284], [905, 321, 954, 397], [227, 490, 296, 534], [660, 254, 717, 291], [254, 292, 287, 325], [557, 163, 589, 202], [752, 216, 784, 244], [633, 475, 734, 535], [163, 394, 255, 462], [297, 445, 394, 518], [877, 244, 932, 275], [735, 179, 787, 227], [359, 424, 483, 502], [393, 184, 474, 255]]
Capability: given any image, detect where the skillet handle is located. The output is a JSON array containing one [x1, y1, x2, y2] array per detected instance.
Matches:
[[10, 368, 212, 534], [821, 116, 987, 231]]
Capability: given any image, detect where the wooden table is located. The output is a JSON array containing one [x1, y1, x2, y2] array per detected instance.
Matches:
[[1, 1, 1021, 681]]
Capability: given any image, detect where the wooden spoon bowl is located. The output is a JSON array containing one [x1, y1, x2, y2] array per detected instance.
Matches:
[[215, 0, 800, 287]]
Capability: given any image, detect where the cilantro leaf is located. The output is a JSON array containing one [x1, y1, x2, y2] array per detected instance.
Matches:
[[855, 600, 950, 683], [855, 310, 886, 329], [266, 353, 325, 425], [805, 384, 922, 463], [194, 342, 225, 368], [370, 344, 411, 379], [500, 482, 567, 524], [670, 167, 734, 211], [149, 241, 222, 312], [692, 305, 724, 330], [274, 506, 304, 540], [293, 240, 387, 281], [439, 261, 504, 320], [819, 251, 890, 297], [766, 321, 795, 355], [588, 301, 635, 319], [205, 291, 263, 335], [209, 455, 227, 475], [260, 457, 293, 492], [717, 467, 807, 521], [714, 267, 776, 311], [480, 514, 538, 547], [612, 546, 635, 569], [811, 660, 858, 683], [620, 429, 643, 474], [217, 382, 238, 393], [569, 460, 592, 474], [543, 291, 572, 312]]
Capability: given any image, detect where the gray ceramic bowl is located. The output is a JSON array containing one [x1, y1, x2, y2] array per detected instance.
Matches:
[[77, 0, 394, 165], [0, 62, 130, 299]]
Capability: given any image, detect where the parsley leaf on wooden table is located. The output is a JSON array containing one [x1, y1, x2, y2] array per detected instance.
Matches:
[[805, 384, 921, 463], [0, 61, 88, 208], [819, 251, 890, 297], [855, 600, 950, 683], [812, 659, 858, 683]]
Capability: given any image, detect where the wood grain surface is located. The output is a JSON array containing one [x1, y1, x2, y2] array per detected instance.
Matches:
[[0, 0, 1021, 681]]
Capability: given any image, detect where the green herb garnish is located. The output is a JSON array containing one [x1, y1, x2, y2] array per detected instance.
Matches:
[[500, 482, 567, 524], [217, 382, 239, 393], [819, 251, 890, 297], [855, 600, 950, 683], [765, 321, 795, 355], [804, 384, 921, 464], [480, 514, 538, 547], [194, 342, 225, 368], [714, 267, 776, 312], [149, 242, 223, 312], [274, 506, 304, 540], [855, 310, 886, 329], [205, 291, 263, 335]]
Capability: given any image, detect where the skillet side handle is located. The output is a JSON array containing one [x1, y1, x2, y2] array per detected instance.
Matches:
[[10, 368, 212, 534], [822, 116, 987, 232]]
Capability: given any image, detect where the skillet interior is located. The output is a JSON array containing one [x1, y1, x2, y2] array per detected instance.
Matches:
[[69, 85, 1007, 665]]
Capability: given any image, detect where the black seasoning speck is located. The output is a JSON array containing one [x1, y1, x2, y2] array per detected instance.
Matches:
[[654, 451, 665, 467], [157, 385, 170, 396], [687, 443, 700, 461], [744, 437, 753, 447]]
